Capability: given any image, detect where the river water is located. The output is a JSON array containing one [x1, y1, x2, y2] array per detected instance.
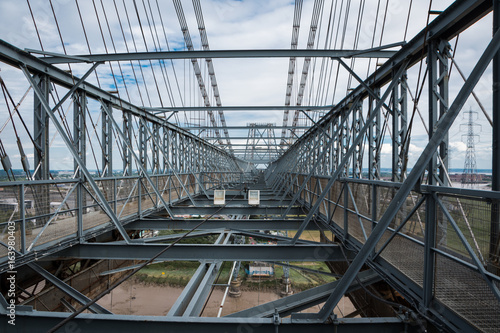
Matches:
[[97, 280, 356, 317]]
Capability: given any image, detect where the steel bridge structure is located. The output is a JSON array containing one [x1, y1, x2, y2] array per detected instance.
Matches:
[[0, 0, 500, 332]]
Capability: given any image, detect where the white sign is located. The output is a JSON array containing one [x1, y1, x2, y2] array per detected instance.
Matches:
[[248, 190, 260, 206], [214, 190, 226, 205]]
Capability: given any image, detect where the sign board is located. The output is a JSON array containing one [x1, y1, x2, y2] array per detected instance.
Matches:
[[213, 190, 225, 205], [248, 190, 260, 206]]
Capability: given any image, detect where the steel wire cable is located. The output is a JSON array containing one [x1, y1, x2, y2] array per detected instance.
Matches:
[[322, 0, 339, 107], [192, 0, 233, 151], [306, 0, 327, 118], [290, 0, 325, 139], [313, 0, 335, 109], [172, 0, 223, 145], [112, 0, 145, 106], [141, 0, 176, 107], [47, 191, 243, 333], [345, 0, 365, 91], [132, 0, 164, 107], [122, 0, 153, 106], [26, 0, 44, 52], [49, 0, 72, 75], [281, 0, 303, 146], [365, 0, 382, 78], [75, 0, 102, 87], [330, 0, 350, 104], [155, 0, 185, 109], [399, 0, 433, 179], [99, 0, 132, 101], [90, 0, 122, 101]]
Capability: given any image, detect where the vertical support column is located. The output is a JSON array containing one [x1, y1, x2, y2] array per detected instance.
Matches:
[[428, 41, 439, 185], [428, 40, 450, 247], [399, 73, 408, 176], [437, 42, 450, 187], [73, 90, 86, 240], [122, 112, 132, 176], [340, 109, 349, 177], [369, 87, 381, 230], [491, 0, 500, 271], [331, 116, 339, 173], [163, 127, 171, 173], [352, 101, 363, 178], [34, 74, 50, 180], [172, 132, 178, 172], [101, 101, 113, 177], [423, 192, 436, 308], [392, 69, 408, 182], [152, 123, 160, 174], [139, 120, 148, 172], [73, 90, 87, 175], [20, 184, 26, 253], [423, 39, 450, 308], [33, 74, 50, 225], [428, 40, 450, 186], [424, 42, 440, 308]]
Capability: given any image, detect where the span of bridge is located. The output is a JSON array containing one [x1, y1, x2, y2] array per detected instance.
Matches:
[[0, 1, 500, 332]]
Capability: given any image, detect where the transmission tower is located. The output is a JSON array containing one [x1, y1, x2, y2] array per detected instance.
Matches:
[[461, 110, 480, 188]]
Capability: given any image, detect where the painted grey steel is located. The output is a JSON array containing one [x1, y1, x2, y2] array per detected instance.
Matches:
[[148, 105, 335, 113], [167, 261, 211, 316], [168, 232, 230, 317], [20, 64, 133, 245], [48, 243, 347, 262], [435, 194, 500, 302], [32, 47, 401, 64], [287, 64, 407, 239], [305, 22, 500, 323], [169, 205, 303, 215], [0, 41, 244, 161], [27, 263, 111, 315], [0, 310, 413, 333], [124, 219, 317, 231], [492, 0, 500, 270], [227, 270, 380, 318], [182, 126, 310, 130]]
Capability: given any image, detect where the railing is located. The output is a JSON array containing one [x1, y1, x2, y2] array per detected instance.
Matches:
[[284, 173, 500, 333], [0, 171, 242, 266]]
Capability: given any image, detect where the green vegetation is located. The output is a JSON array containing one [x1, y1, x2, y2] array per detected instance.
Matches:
[[445, 197, 493, 258], [135, 229, 336, 291], [136, 259, 336, 292]]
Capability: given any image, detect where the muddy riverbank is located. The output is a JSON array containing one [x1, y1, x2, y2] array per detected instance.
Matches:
[[97, 279, 356, 317]]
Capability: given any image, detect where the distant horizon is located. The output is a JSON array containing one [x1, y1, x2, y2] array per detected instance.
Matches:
[[1, 168, 494, 175]]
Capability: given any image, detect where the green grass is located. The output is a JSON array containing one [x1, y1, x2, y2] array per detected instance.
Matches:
[[136, 260, 336, 291], [445, 197, 493, 258]]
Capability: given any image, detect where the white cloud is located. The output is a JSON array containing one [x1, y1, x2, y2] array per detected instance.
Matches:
[[0, 0, 495, 171]]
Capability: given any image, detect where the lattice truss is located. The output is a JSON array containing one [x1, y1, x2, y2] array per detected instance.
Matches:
[[0, 1, 498, 333]]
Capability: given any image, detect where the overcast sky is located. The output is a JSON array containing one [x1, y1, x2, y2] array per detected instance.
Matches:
[[0, 0, 495, 173]]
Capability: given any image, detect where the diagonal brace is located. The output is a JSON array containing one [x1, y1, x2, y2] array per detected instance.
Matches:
[[290, 63, 408, 244], [100, 103, 175, 217], [27, 263, 112, 314], [20, 65, 132, 244], [305, 27, 500, 322]]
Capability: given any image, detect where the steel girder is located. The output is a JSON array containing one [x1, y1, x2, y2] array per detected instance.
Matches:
[[0, 311, 413, 333], [227, 269, 380, 318], [46, 243, 350, 262], [0, 41, 244, 167], [124, 218, 319, 231], [301, 30, 500, 326], [492, 0, 500, 271], [167, 232, 231, 317], [32, 47, 401, 64], [267, 1, 499, 330]]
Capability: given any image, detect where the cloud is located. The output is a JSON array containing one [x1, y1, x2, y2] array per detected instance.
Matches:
[[0, 0, 495, 171]]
